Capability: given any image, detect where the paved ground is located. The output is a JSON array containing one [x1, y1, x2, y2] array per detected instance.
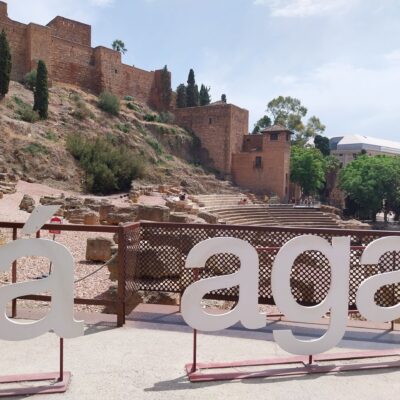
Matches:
[[1, 306, 400, 400]]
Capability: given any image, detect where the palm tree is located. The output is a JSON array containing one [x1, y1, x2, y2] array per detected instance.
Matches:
[[112, 40, 127, 55]]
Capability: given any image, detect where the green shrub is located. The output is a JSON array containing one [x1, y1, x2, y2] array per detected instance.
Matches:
[[126, 102, 139, 111], [124, 95, 134, 101], [16, 101, 39, 123], [98, 91, 120, 116], [69, 92, 81, 102], [23, 69, 37, 91], [66, 134, 144, 194], [115, 123, 131, 133], [72, 100, 92, 120], [12, 95, 24, 106], [143, 113, 158, 122], [146, 137, 163, 156], [22, 142, 49, 155], [159, 112, 174, 124], [45, 130, 58, 141]]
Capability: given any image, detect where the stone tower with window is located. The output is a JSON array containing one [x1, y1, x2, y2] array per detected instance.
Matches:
[[231, 125, 292, 202]]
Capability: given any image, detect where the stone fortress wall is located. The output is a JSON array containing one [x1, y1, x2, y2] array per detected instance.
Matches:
[[0, 1, 291, 202], [0, 1, 165, 109], [174, 104, 249, 177]]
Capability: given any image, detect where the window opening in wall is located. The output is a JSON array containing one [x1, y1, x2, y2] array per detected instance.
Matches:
[[115, 69, 118, 74], [270, 133, 279, 141], [255, 156, 262, 169], [209, 118, 212, 125], [286, 133, 291, 141]]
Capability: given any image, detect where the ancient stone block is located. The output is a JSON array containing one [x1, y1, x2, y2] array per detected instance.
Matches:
[[19, 194, 35, 213], [84, 212, 100, 225], [86, 237, 114, 262], [137, 205, 170, 222]]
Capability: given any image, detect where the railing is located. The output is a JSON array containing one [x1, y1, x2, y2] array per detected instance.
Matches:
[[137, 222, 400, 308], [0, 221, 141, 327], [1, 221, 400, 325]]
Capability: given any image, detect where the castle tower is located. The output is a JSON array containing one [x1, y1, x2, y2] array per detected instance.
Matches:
[[0, 1, 7, 18], [231, 125, 292, 202]]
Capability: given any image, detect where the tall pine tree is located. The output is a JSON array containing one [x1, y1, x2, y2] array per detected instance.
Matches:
[[199, 84, 211, 106], [160, 65, 172, 111], [0, 29, 12, 100], [176, 84, 187, 108], [33, 60, 49, 119], [186, 69, 198, 107]]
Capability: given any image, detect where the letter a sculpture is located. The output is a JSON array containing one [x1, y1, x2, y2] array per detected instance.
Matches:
[[0, 206, 84, 397]]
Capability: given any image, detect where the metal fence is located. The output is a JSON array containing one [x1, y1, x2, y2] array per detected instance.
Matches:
[[137, 222, 400, 308], [0, 222, 129, 326], [2, 221, 400, 326]]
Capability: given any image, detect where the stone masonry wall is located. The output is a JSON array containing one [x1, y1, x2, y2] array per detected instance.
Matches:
[[0, 6, 28, 81], [174, 104, 249, 177], [47, 16, 91, 46], [0, 1, 165, 109], [231, 132, 291, 201]]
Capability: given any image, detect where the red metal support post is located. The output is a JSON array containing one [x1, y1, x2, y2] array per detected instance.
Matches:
[[117, 225, 126, 327], [191, 268, 200, 374], [11, 228, 17, 318]]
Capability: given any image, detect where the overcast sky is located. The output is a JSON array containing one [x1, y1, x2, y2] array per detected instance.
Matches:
[[6, 0, 400, 140]]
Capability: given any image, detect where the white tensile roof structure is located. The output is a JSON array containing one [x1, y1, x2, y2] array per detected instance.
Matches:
[[330, 134, 400, 155]]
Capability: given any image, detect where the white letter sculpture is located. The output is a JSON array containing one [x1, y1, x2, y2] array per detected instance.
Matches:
[[271, 235, 351, 355], [357, 237, 400, 323], [181, 237, 265, 332], [0, 206, 84, 341]]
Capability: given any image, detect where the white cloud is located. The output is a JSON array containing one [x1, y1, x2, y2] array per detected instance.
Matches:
[[271, 62, 400, 137], [254, 0, 358, 17], [6, 0, 110, 25], [385, 49, 400, 63], [89, 0, 114, 6]]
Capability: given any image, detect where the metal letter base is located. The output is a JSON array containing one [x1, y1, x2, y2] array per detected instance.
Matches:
[[0, 338, 70, 397], [186, 330, 400, 382]]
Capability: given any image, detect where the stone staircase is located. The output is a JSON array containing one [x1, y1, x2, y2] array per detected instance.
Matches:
[[191, 195, 343, 229]]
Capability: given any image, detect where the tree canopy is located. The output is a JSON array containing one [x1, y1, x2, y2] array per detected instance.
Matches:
[[290, 146, 326, 196], [314, 134, 330, 156], [252, 115, 272, 134], [186, 69, 199, 107], [339, 155, 400, 221], [255, 96, 326, 145], [0, 29, 11, 99], [199, 84, 211, 106], [112, 40, 127, 55], [33, 60, 49, 119], [160, 65, 172, 111], [176, 84, 187, 108]]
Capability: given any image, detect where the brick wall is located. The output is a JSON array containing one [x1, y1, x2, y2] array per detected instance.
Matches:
[[50, 37, 95, 91], [47, 16, 91, 46], [0, 2, 166, 109], [174, 104, 249, 176], [27, 24, 52, 74], [232, 131, 291, 201], [0, 2, 28, 81], [0, 1, 7, 17]]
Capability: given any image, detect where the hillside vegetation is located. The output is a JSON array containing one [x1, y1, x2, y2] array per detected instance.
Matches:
[[0, 81, 234, 194]]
